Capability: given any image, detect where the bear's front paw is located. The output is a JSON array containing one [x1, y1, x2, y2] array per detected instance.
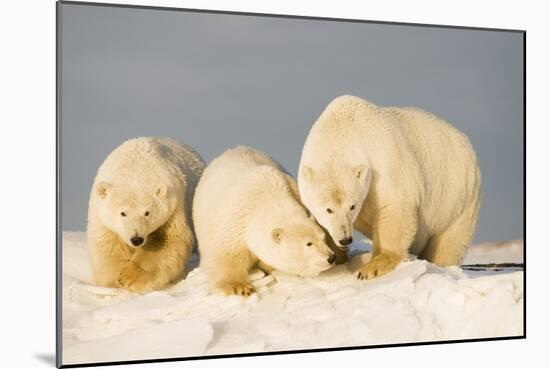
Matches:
[[116, 262, 152, 293], [219, 281, 256, 297], [357, 253, 401, 280], [256, 260, 274, 275]]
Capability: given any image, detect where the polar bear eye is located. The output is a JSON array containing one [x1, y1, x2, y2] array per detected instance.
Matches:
[[326, 208, 333, 214], [144, 211, 150, 216], [350, 205, 355, 211], [120, 212, 126, 217], [306, 242, 313, 247]]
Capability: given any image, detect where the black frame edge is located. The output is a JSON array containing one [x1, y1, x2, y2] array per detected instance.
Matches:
[[58, 0, 526, 33], [56, 0, 63, 367]]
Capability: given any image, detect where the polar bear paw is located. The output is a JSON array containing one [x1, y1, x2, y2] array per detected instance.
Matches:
[[256, 260, 274, 275], [116, 262, 153, 293], [357, 253, 401, 280], [219, 281, 256, 297]]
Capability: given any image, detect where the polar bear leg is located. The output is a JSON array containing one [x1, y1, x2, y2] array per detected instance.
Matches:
[[419, 202, 480, 266], [117, 209, 193, 293], [256, 259, 274, 274], [117, 240, 188, 293], [357, 204, 417, 279], [205, 249, 257, 297], [90, 228, 134, 287]]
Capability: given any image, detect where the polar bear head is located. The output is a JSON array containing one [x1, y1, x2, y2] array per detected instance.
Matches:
[[94, 181, 178, 248], [246, 208, 336, 277], [298, 164, 371, 249]]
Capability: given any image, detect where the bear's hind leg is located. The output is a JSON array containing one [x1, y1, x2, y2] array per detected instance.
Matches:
[[418, 203, 479, 266]]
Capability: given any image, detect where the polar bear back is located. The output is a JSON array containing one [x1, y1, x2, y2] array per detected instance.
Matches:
[[193, 146, 286, 233], [92, 137, 205, 206], [384, 105, 479, 194]]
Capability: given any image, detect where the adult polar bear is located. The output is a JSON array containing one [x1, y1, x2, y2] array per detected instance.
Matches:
[[194, 146, 337, 296], [298, 95, 481, 280], [88, 137, 205, 293]]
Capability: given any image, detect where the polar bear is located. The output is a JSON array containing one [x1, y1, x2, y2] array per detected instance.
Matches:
[[298, 95, 481, 280], [194, 146, 337, 296], [87, 137, 205, 293]]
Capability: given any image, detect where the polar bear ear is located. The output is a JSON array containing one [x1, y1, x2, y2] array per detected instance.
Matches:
[[155, 184, 168, 198], [353, 165, 368, 182], [96, 182, 112, 199], [271, 228, 284, 244], [302, 166, 315, 182]]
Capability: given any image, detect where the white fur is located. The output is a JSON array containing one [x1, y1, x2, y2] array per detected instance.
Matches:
[[194, 146, 334, 295], [87, 137, 205, 292], [298, 95, 481, 272]]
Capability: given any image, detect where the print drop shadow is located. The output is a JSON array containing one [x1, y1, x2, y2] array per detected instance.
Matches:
[[34, 353, 56, 366]]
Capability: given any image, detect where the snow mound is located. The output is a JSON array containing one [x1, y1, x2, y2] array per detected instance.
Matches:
[[61, 232, 523, 365]]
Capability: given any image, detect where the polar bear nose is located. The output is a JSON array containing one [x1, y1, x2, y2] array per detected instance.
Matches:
[[339, 237, 353, 246], [327, 254, 337, 264], [131, 236, 144, 246]]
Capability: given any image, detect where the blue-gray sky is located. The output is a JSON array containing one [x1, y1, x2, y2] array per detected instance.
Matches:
[[60, 3, 524, 243]]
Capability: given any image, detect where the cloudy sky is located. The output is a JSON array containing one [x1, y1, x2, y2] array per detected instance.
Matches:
[[60, 3, 524, 243]]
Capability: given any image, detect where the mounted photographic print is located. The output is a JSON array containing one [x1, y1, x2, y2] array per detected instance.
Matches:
[[56, 1, 525, 367]]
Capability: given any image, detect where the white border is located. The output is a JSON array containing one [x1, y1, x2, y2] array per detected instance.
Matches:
[[2, 1, 547, 368]]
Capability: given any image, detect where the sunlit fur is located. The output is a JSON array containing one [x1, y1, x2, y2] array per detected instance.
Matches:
[[87, 137, 205, 293], [194, 146, 334, 296], [298, 95, 481, 278]]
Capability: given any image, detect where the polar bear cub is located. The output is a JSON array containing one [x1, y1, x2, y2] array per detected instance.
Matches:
[[87, 137, 205, 293], [194, 146, 336, 296], [298, 95, 481, 280]]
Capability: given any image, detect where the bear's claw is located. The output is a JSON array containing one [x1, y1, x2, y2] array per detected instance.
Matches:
[[116, 262, 153, 293], [220, 282, 256, 297], [357, 253, 401, 280]]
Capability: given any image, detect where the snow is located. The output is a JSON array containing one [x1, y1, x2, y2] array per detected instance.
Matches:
[[61, 232, 524, 366], [462, 240, 524, 264]]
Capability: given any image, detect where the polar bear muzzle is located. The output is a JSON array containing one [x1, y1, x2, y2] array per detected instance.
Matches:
[[338, 237, 353, 247], [130, 236, 145, 247]]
